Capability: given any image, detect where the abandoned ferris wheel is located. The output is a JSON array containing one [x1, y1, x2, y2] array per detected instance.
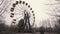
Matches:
[[0, 0, 35, 32]]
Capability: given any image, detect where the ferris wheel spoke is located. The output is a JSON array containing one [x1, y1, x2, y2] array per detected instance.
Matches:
[[16, 15, 24, 19], [15, 7, 24, 12], [14, 12, 24, 15], [15, 5, 22, 11], [17, 4, 24, 10], [14, 9, 24, 15]]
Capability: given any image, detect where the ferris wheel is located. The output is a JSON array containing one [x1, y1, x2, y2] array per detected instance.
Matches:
[[0, 0, 35, 32]]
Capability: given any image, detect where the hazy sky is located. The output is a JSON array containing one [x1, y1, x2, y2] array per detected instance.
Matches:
[[22, 0, 60, 28]]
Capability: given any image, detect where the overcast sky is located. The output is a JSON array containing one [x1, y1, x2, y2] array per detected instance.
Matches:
[[21, 0, 60, 28]]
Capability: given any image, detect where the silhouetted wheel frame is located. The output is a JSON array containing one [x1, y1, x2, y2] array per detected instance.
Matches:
[[10, 0, 35, 33]]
